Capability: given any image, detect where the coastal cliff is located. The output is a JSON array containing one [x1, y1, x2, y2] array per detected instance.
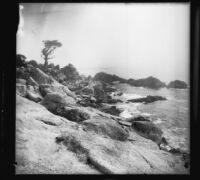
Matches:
[[15, 56, 189, 174]]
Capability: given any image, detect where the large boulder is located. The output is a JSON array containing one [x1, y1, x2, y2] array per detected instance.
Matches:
[[41, 92, 89, 122], [132, 121, 163, 144], [26, 91, 42, 103], [30, 68, 54, 85], [56, 106, 90, 122], [41, 92, 76, 114], [16, 78, 27, 85], [26, 85, 42, 103], [16, 83, 27, 97], [39, 84, 77, 99]]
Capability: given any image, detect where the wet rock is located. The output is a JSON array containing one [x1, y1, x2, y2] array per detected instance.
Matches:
[[128, 95, 167, 104], [132, 121, 163, 144]]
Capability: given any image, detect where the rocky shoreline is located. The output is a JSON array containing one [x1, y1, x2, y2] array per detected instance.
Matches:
[[15, 56, 189, 174]]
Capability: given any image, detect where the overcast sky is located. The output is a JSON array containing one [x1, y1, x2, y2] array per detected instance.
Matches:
[[17, 3, 190, 84]]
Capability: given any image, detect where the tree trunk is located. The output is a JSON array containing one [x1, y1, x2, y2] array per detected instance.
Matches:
[[44, 56, 48, 69]]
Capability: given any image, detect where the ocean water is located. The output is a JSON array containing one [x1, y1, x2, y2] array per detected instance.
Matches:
[[113, 84, 190, 152]]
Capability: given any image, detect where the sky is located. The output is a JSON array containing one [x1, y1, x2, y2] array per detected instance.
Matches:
[[17, 3, 190, 84]]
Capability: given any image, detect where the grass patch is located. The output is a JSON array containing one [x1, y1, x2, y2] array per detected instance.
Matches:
[[55, 134, 89, 163]]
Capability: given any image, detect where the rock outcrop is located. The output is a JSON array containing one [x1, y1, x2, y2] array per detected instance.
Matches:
[[128, 95, 167, 104], [26, 87, 42, 103], [41, 92, 76, 111], [16, 95, 188, 174], [167, 80, 188, 89], [39, 84, 77, 100], [15, 55, 189, 174], [94, 72, 127, 84], [94, 72, 166, 89], [100, 105, 123, 116], [55, 106, 90, 122], [127, 76, 166, 89], [30, 68, 54, 85]]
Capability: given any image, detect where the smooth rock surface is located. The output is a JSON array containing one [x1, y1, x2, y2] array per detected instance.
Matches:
[[16, 95, 188, 174], [39, 84, 77, 100]]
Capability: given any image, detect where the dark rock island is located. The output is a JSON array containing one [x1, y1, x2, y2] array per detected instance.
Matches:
[[128, 95, 167, 104], [167, 80, 188, 89]]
